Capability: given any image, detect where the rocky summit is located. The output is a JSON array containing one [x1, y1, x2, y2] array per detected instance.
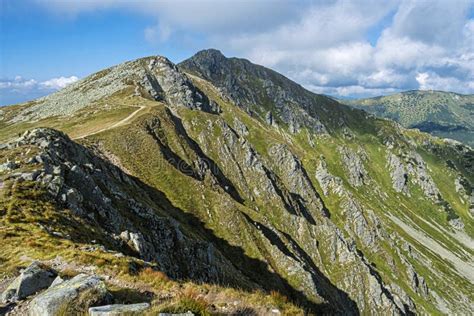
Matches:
[[0, 49, 473, 315]]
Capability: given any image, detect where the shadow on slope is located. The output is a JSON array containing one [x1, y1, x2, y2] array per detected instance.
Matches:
[[46, 133, 360, 315]]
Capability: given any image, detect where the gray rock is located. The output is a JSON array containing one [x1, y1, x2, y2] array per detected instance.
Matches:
[[407, 151, 440, 200], [0, 261, 56, 303], [0, 161, 18, 172], [405, 262, 429, 298], [268, 144, 327, 219], [315, 158, 344, 196], [50, 276, 64, 288], [233, 117, 249, 136], [449, 218, 465, 230], [387, 153, 409, 195], [148, 56, 218, 113], [29, 274, 109, 316], [265, 111, 274, 126], [179, 49, 328, 135], [454, 177, 465, 194], [338, 146, 368, 187], [159, 312, 194, 316], [89, 302, 150, 315]]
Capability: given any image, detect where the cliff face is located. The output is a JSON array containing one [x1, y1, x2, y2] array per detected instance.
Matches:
[[1, 50, 473, 315]]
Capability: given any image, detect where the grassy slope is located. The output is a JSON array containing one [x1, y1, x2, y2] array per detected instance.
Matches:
[[0, 78, 473, 313], [343, 90, 474, 146], [0, 145, 303, 316]]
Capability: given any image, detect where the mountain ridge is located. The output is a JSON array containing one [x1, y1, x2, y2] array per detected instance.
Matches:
[[0, 49, 473, 315], [342, 90, 474, 147]]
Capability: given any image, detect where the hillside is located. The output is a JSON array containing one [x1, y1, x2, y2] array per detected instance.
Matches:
[[343, 90, 474, 146], [0, 50, 473, 315]]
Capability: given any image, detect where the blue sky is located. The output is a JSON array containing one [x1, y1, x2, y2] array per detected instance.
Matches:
[[1, 0, 473, 105]]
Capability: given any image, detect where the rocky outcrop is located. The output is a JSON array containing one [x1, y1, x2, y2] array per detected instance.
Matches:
[[29, 274, 109, 316], [12, 55, 219, 123], [268, 144, 328, 220], [232, 117, 249, 136], [315, 158, 381, 248], [11, 128, 248, 285], [0, 262, 56, 303], [315, 158, 344, 196], [407, 151, 440, 200], [387, 153, 409, 194], [338, 146, 369, 187], [89, 302, 150, 315], [147, 56, 220, 113], [179, 49, 328, 134], [387, 150, 441, 200]]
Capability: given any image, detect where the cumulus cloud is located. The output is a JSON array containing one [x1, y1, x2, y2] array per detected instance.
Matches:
[[0, 75, 78, 91], [0, 75, 78, 105], [28, 0, 474, 97], [0, 76, 38, 90], [40, 76, 79, 89]]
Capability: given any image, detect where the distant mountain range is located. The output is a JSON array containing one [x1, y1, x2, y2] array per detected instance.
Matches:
[[342, 90, 474, 147]]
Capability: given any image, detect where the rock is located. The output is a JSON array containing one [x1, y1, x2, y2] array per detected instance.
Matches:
[[387, 153, 409, 195], [158, 312, 194, 316], [19, 172, 35, 181], [315, 157, 344, 196], [449, 218, 465, 230], [387, 149, 441, 200], [405, 262, 429, 298], [50, 276, 64, 287], [265, 111, 274, 126], [147, 56, 218, 113], [29, 274, 109, 316], [0, 261, 57, 303], [268, 143, 327, 219], [454, 177, 465, 193], [0, 161, 18, 172], [233, 118, 249, 136], [338, 146, 368, 187], [120, 230, 147, 254], [407, 151, 440, 200], [89, 302, 150, 315]]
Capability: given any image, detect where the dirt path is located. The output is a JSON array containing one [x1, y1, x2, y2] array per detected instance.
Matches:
[[74, 105, 146, 139]]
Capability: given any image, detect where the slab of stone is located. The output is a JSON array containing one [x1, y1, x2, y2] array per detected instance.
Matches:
[[0, 261, 56, 303], [29, 274, 108, 316], [89, 302, 150, 315]]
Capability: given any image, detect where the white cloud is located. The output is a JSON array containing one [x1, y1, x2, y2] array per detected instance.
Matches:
[[40, 76, 79, 89], [389, 0, 471, 47], [416, 71, 474, 93], [0, 76, 38, 90], [0, 75, 79, 105], [0, 75, 78, 92], [144, 22, 172, 44], [28, 0, 474, 97], [34, 0, 300, 33], [307, 84, 400, 98]]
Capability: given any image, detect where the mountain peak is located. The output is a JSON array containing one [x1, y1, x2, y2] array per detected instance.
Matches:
[[194, 48, 226, 59]]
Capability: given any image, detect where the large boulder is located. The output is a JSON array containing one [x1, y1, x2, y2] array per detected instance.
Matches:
[[0, 261, 57, 303], [89, 302, 150, 315], [29, 274, 109, 316]]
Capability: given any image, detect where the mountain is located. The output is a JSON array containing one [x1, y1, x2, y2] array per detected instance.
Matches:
[[342, 90, 474, 147], [0, 49, 473, 315]]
